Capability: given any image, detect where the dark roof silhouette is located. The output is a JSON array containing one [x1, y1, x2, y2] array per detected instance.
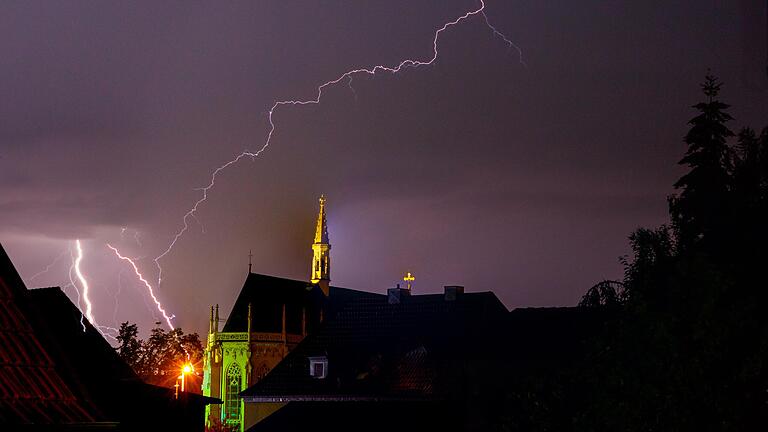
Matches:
[[243, 293, 609, 432], [26, 287, 219, 430], [0, 243, 218, 430], [247, 401, 461, 432], [240, 291, 508, 402], [223, 272, 381, 334], [0, 244, 97, 424]]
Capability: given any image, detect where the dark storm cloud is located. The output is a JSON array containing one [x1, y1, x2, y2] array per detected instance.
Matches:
[[1, 1, 766, 335]]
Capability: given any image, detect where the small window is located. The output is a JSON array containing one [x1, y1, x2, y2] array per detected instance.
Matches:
[[308, 356, 328, 379]]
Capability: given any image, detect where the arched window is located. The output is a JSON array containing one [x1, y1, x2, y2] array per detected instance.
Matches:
[[224, 363, 242, 425]]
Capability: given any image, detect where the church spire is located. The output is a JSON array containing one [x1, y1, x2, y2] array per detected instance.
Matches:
[[314, 195, 329, 244], [311, 195, 331, 296]]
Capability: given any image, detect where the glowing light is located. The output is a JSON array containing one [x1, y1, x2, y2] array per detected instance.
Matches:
[[404, 272, 415, 290], [152, 0, 521, 289], [67, 248, 87, 332], [65, 240, 119, 340], [180, 363, 194, 392], [108, 244, 176, 330], [74, 240, 96, 325]]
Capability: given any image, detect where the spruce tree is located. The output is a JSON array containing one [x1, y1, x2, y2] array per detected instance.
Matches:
[[670, 75, 734, 252]]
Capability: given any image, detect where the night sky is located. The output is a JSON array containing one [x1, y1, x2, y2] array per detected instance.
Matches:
[[1, 1, 766, 337]]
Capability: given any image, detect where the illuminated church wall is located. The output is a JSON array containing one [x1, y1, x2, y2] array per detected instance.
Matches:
[[203, 197, 331, 431]]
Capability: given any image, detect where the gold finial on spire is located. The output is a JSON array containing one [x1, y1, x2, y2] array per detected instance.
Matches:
[[311, 195, 331, 295], [313, 194, 329, 245], [404, 272, 415, 291]]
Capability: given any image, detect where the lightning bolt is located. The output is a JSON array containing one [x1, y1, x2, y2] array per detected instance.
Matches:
[[108, 244, 175, 330], [481, 9, 525, 66], [152, 0, 522, 289], [28, 248, 68, 282], [73, 240, 96, 325], [66, 240, 119, 341], [121, 227, 143, 247], [67, 247, 87, 332]]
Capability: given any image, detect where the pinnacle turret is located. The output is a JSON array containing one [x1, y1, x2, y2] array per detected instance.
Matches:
[[311, 195, 331, 293]]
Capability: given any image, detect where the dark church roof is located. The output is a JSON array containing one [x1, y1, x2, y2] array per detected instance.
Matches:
[[240, 290, 508, 402], [0, 244, 97, 425], [222, 273, 381, 334]]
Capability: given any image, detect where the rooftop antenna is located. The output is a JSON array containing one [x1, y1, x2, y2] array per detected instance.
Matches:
[[248, 249, 253, 273]]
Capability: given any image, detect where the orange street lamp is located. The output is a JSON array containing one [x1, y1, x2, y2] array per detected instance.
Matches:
[[180, 363, 193, 392]]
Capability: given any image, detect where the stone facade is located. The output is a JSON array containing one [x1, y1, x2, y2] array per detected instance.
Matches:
[[203, 196, 330, 431]]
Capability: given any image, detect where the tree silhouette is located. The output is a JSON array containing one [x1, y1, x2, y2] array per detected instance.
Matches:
[[115, 321, 204, 390], [570, 75, 768, 431], [116, 322, 142, 369], [578, 280, 627, 308], [670, 75, 734, 253]]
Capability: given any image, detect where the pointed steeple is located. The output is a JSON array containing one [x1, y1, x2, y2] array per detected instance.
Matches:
[[311, 195, 331, 295], [314, 195, 329, 244]]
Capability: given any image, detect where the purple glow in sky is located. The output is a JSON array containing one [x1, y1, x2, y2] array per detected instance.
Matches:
[[1, 1, 766, 337]]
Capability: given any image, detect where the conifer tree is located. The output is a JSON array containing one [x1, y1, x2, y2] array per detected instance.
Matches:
[[669, 75, 734, 252]]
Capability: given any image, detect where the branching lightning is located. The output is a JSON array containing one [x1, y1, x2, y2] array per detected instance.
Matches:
[[121, 227, 143, 247], [481, 9, 525, 66], [28, 248, 69, 282], [152, 0, 522, 290], [52, 1, 520, 336], [108, 244, 176, 330]]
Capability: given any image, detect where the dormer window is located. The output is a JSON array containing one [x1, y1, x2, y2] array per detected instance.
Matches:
[[308, 356, 328, 379]]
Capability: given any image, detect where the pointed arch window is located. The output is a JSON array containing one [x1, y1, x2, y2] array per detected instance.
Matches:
[[224, 363, 242, 425]]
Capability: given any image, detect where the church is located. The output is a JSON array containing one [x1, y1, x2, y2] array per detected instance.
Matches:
[[202, 196, 607, 432], [202, 196, 380, 431]]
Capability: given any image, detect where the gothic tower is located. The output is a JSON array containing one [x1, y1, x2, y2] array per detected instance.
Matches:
[[311, 195, 331, 296]]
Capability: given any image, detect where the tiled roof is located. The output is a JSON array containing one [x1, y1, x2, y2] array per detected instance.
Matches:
[[240, 291, 508, 401], [1, 243, 220, 429], [0, 243, 96, 424], [24, 279, 222, 429]]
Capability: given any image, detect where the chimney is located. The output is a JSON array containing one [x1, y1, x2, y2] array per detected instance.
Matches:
[[388, 283, 411, 304], [444, 286, 464, 301]]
